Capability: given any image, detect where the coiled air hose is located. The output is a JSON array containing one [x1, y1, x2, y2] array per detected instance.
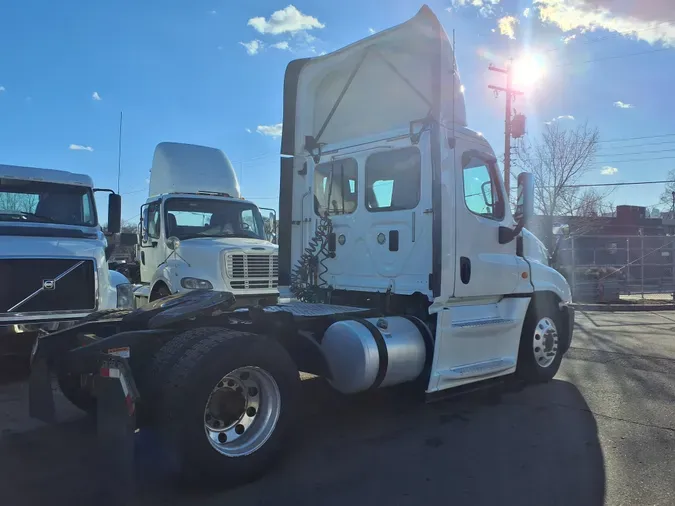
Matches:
[[289, 213, 333, 302]]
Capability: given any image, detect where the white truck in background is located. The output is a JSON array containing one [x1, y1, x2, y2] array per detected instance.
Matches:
[[0, 164, 133, 343], [133, 142, 279, 308]]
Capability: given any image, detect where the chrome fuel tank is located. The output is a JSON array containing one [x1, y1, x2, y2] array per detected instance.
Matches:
[[320, 316, 428, 394]]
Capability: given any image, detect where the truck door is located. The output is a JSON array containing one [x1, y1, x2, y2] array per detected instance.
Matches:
[[427, 149, 526, 393], [312, 143, 432, 295], [139, 199, 164, 284], [453, 150, 519, 298]]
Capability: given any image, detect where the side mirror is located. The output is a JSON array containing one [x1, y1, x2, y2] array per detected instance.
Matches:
[[514, 172, 534, 227], [270, 212, 277, 244], [107, 193, 122, 234]]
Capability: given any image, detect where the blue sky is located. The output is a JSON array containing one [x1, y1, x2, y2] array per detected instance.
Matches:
[[1, 0, 674, 224]]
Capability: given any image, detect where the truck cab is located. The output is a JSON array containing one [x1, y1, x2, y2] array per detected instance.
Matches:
[[134, 142, 279, 307], [0, 164, 132, 333], [279, 5, 573, 392]]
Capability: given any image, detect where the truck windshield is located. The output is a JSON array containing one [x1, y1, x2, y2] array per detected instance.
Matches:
[[164, 197, 266, 241], [0, 179, 96, 226]]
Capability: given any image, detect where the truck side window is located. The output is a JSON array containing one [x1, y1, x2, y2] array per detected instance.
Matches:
[[365, 147, 420, 212], [147, 202, 161, 239], [82, 193, 93, 224], [462, 156, 505, 220], [314, 158, 358, 216]]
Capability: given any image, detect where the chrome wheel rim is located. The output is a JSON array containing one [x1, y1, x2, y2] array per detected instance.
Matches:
[[533, 317, 559, 368], [203, 366, 281, 457]]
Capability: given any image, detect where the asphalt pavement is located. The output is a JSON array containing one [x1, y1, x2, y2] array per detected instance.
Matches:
[[0, 311, 673, 506]]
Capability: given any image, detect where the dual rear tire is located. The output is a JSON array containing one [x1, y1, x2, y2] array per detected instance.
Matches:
[[145, 328, 301, 484]]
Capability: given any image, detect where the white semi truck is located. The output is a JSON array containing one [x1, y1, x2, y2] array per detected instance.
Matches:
[[0, 164, 133, 338], [29, 6, 573, 490], [132, 142, 279, 308]]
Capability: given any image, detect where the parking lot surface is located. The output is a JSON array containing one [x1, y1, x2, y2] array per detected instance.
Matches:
[[1, 311, 673, 506]]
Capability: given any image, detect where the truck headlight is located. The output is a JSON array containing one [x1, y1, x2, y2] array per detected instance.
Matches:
[[116, 283, 134, 309], [181, 277, 213, 290]]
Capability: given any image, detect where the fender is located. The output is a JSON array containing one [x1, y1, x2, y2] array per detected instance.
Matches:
[[109, 269, 130, 288], [528, 262, 572, 305], [149, 258, 220, 297]]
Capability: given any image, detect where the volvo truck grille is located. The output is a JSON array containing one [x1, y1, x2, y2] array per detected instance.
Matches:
[[0, 258, 96, 314], [225, 253, 278, 290]]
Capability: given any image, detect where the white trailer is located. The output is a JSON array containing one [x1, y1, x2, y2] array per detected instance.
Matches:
[[28, 5, 573, 490], [132, 142, 279, 308], [0, 164, 133, 336]]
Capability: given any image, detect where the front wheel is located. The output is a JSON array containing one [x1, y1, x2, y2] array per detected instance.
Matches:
[[156, 329, 300, 484], [515, 301, 563, 383]]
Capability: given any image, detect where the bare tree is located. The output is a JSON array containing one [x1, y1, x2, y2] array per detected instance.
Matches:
[[514, 121, 604, 217], [658, 169, 675, 217], [0, 192, 39, 213]]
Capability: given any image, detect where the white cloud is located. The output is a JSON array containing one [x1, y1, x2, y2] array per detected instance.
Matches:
[[239, 40, 263, 55], [614, 100, 634, 109], [498, 15, 519, 39], [272, 41, 290, 50], [69, 144, 94, 152], [601, 166, 618, 175], [523, 7, 531, 17], [563, 34, 577, 43], [245, 128, 252, 134], [0, 86, 5, 92], [248, 5, 324, 35], [368, 27, 376, 34], [534, 0, 675, 46], [92, 91, 101, 101], [545, 115, 575, 124], [452, 0, 502, 17], [256, 123, 283, 137]]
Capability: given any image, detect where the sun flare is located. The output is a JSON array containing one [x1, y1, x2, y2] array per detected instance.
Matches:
[[512, 53, 546, 89]]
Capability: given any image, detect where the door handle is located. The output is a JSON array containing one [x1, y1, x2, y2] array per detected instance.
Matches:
[[460, 257, 471, 284], [141, 251, 145, 265]]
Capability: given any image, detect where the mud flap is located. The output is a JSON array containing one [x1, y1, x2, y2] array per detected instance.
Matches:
[[28, 357, 56, 423], [95, 356, 139, 504]]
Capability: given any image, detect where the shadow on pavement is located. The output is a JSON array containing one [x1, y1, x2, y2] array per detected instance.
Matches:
[[0, 378, 605, 506]]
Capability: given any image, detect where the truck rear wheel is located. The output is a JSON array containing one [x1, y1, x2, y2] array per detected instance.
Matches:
[[136, 327, 226, 426], [156, 329, 300, 484], [515, 301, 563, 383]]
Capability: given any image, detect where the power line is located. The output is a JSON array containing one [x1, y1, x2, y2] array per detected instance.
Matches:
[[594, 155, 675, 164], [566, 180, 675, 189], [597, 139, 675, 150], [597, 133, 675, 144], [596, 147, 675, 159], [555, 46, 672, 67], [121, 188, 148, 196]]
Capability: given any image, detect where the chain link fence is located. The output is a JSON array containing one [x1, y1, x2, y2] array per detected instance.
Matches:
[[556, 235, 675, 303]]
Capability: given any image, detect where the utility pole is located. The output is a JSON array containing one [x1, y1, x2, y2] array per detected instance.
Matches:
[[117, 111, 123, 194], [488, 62, 524, 195]]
